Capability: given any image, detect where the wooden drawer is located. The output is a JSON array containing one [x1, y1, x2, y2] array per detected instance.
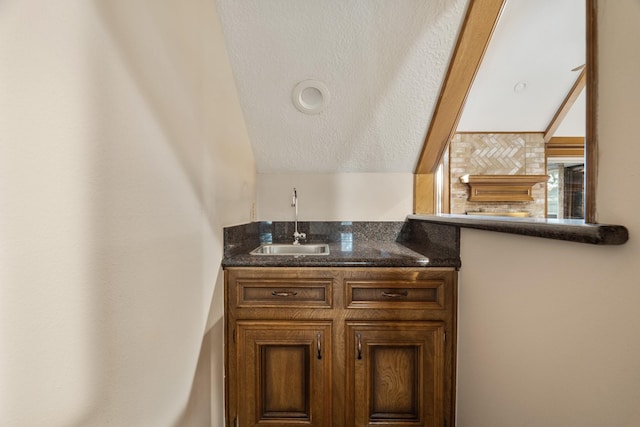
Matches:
[[345, 279, 445, 309], [236, 279, 333, 308]]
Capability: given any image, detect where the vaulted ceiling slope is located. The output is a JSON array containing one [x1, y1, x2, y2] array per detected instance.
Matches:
[[216, 0, 469, 173], [458, 0, 585, 134], [216, 0, 585, 174]]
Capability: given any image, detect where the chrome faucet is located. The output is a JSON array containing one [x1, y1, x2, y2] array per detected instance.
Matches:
[[291, 187, 306, 245]]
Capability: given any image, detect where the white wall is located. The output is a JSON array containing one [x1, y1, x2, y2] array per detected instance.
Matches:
[[455, 1, 640, 426], [0, 1, 254, 426], [257, 173, 413, 221]]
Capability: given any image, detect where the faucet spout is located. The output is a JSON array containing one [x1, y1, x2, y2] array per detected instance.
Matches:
[[291, 187, 306, 244]]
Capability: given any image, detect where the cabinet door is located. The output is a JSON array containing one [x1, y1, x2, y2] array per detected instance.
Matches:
[[234, 321, 332, 427], [346, 322, 445, 427]]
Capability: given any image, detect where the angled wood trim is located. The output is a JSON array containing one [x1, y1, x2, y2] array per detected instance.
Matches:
[[543, 68, 586, 142], [414, 0, 507, 175]]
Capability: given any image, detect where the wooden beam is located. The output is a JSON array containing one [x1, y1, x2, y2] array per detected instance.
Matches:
[[543, 68, 586, 142], [413, 174, 435, 214], [414, 0, 506, 175]]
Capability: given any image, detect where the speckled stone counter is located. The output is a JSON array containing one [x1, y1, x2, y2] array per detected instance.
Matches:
[[222, 221, 461, 268], [408, 214, 629, 245]]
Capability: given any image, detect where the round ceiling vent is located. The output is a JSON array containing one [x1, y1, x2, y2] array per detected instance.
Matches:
[[292, 80, 330, 114], [513, 81, 528, 93]]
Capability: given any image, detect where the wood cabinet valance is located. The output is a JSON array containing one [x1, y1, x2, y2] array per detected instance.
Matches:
[[459, 174, 549, 202]]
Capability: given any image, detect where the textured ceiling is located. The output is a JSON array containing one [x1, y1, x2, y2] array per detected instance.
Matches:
[[216, 0, 469, 173], [216, 0, 585, 174]]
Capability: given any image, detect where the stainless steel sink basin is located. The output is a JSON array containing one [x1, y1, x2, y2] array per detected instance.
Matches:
[[250, 243, 330, 256]]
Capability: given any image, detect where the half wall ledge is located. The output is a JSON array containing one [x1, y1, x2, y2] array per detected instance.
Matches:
[[407, 214, 629, 245]]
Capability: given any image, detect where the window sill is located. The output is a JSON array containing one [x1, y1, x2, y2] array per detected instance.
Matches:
[[407, 214, 628, 245]]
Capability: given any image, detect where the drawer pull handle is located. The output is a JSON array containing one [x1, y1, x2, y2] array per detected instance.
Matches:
[[271, 290, 298, 297], [356, 332, 362, 360], [317, 332, 322, 360], [381, 290, 409, 298]]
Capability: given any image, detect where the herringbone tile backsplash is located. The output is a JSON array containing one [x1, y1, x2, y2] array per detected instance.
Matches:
[[450, 133, 546, 218]]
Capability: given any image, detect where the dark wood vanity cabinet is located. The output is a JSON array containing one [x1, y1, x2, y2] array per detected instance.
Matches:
[[225, 267, 457, 427], [345, 321, 446, 426], [233, 321, 332, 426]]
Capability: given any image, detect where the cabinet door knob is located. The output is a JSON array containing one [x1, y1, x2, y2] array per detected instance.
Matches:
[[271, 290, 298, 297], [317, 332, 322, 360], [356, 332, 363, 360]]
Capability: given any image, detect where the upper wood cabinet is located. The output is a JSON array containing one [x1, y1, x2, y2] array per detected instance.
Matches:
[[225, 267, 457, 427]]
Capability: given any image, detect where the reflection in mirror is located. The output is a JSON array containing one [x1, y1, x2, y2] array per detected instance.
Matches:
[[448, 0, 586, 219], [546, 135, 585, 219], [547, 161, 584, 219]]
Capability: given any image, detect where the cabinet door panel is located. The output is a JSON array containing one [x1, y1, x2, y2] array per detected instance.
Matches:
[[235, 321, 332, 427], [346, 322, 445, 427]]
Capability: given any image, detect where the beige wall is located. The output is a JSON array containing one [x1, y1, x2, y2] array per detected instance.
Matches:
[[0, 1, 254, 426], [456, 1, 640, 426], [256, 172, 414, 221]]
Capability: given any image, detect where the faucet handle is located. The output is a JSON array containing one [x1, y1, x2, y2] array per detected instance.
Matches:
[[293, 231, 306, 244]]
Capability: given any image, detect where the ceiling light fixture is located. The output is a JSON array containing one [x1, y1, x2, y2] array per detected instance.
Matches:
[[292, 80, 330, 114]]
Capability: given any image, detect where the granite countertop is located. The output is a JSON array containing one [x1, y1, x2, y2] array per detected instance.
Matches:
[[222, 221, 461, 269], [224, 240, 432, 268], [222, 214, 627, 270], [408, 214, 629, 245]]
